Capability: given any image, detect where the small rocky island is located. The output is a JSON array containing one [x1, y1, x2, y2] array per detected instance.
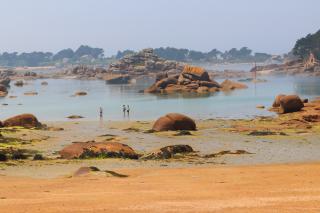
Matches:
[[144, 65, 247, 94]]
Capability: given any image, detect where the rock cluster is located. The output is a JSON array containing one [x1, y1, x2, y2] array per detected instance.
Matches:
[[108, 48, 183, 75], [144, 65, 247, 94], [251, 53, 320, 76], [65, 65, 107, 79]]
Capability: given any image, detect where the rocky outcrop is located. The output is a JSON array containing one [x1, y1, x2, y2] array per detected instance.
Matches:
[[108, 48, 183, 75], [59, 141, 139, 159], [142, 145, 194, 160], [64, 65, 107, 79], [152, 113, 196, 131], [106, 75, 131, 84], [145, 65, 224, 94], [3, 114, 42, 128], [251, 53, 320, 76]]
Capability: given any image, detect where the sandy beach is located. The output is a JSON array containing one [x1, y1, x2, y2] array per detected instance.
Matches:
[[1, 163, 320, 212], [0, 114, 319, 212]]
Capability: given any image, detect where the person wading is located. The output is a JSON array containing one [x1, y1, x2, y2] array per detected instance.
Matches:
[[127, 105, 130, 117], [99, 107, 103, 118], [122, 105, 126, 117]]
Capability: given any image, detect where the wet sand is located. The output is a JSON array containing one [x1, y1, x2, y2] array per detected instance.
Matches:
[[0, 163, 320, 212]]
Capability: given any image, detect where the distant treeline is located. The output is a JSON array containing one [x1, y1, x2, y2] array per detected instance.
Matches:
[[293, 29, 320, 60], [0, 45, 104, 67], [0, 45, 275, 67], [116, 47, 273, 63]]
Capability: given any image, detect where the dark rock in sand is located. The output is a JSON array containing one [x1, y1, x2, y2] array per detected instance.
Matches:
[[41, 81, 48, 86], [204, 150, 253, 158], [67, 115, 84, 119], [279, 95, 304, 114], [142, 145, 194, 160], [33, 154, 45, 161], [152, 113, 196, 131], [3, 114, 42, 128], [73, 166, 100, 177], [59, 141, 139, 159], [0, 152, 8, 161]]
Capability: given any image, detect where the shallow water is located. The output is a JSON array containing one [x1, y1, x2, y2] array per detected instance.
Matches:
[[0, 75, 320, 121]]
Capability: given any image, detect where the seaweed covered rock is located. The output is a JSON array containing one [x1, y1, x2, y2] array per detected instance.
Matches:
[[152, 113, 196, 131], [142, 145, 194, 160], [3, 114, 42, 128], [59, 141, 139, 159]]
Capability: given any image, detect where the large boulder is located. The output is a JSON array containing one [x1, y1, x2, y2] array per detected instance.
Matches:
[[182, 66, 210, 81], [152, 113, 196, 131], [279, 95, 304, 114], [3, 114, 42, 128], [221, 79, 248, 90], [142, 145, 194, 160], [59, 141, 139, 159], [272, 94, 286, 107]]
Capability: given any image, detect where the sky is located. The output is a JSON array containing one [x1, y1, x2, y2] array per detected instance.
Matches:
[[0, 0, 319, 56]]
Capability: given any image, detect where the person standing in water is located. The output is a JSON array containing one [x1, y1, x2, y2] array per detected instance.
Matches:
[[122, 105, 126, 117], [127, 105, 130, 117], [99, 107, 103, 118]]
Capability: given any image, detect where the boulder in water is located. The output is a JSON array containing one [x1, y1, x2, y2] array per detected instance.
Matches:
[[221, 79, 248, 90], [74, 91, 87, 96], [14, 80, 24, 87], [106, 75, 131, 84], [152, 113, 196, 131]]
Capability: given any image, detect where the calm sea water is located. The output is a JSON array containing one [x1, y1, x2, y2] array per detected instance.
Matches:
[[0, 75, 320, 121]]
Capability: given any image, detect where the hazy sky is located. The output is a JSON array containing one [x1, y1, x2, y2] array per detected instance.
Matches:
[[0, 0, 319, 55]]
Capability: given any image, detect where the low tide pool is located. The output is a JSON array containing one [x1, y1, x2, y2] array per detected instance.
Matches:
[[0, 76, 320, 121]]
